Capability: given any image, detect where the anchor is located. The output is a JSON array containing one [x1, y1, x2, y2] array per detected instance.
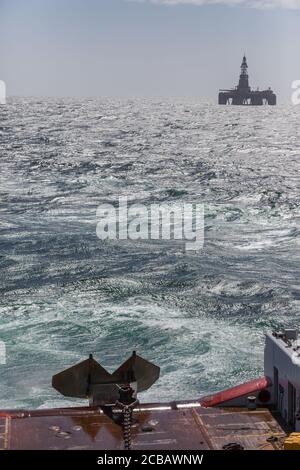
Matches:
[[52, 351, 160, 450]]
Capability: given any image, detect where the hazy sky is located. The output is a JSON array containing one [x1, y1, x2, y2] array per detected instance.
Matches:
[[0, 0, 300, 101]]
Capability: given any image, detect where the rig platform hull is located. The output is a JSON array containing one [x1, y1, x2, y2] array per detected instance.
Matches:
[[219, 90, 276, 106]]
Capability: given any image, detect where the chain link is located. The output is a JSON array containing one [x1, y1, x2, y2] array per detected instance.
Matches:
[[116, 398, 138, 451]]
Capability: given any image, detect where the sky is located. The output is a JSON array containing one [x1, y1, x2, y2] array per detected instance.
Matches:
[[0, 0, 300, 100]]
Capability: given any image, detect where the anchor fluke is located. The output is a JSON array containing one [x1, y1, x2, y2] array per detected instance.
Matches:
[[112, 351, 160, 393], [52, 354, 112, 398]]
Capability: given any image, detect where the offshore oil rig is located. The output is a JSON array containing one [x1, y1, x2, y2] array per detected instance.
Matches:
[[218, 55, 276, 106]]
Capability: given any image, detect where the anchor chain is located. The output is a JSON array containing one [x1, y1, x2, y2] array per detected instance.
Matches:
[[118, 402, 137, 450], [115, 385, 139, 451]]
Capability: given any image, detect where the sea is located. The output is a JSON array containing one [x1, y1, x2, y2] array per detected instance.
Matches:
[[0, 97, 299, 409]]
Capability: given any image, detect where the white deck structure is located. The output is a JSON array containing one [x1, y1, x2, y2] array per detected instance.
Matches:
[[264, 329, 300, 432]]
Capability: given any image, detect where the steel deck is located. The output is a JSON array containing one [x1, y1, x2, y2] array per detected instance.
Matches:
[[0, 404, 287, 450]]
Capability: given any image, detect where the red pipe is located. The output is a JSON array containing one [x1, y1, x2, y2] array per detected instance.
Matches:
[[199, 376, 272, 408]]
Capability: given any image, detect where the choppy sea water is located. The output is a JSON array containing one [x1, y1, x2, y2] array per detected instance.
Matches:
[[0, 97, 299, 409]]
